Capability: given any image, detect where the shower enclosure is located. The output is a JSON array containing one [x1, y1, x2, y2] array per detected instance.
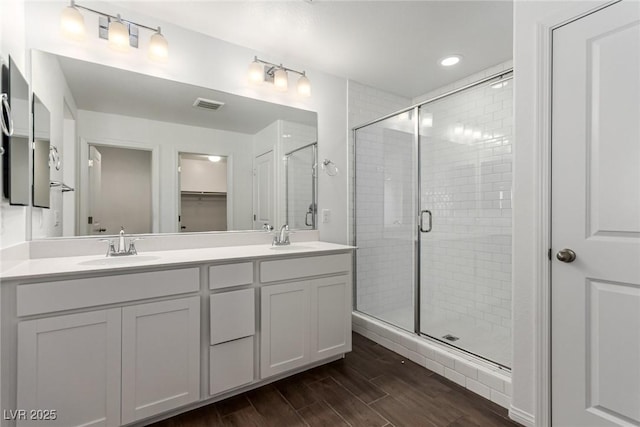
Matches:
[[354, 70, 513, 368]]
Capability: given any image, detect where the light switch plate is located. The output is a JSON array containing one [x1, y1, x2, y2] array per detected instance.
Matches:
[[322, 209, 331, 223]]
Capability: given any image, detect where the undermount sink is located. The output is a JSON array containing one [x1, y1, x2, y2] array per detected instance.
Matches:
[[269, 245, 312, 251], [78, 255, 160, 266]]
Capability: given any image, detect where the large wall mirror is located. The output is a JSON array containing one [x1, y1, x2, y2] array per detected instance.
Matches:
[[30, 50, 318, 238]]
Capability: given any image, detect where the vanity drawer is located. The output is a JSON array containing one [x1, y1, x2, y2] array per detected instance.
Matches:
[[209, 262, 253, 290], [17, 268, 200, 317], [209, 337, 254, 395], [260, 253, 351, 283], [210, 288, 255, 344]]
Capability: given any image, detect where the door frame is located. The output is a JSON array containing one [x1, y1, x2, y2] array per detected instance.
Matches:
[[532, 1, 620, 426], [79, 137, 160, 235]]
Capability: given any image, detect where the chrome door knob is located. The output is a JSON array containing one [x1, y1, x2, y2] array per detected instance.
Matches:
[[556, 249, 576, 263]]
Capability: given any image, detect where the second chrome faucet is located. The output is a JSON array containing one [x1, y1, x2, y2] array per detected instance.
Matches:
[[272, 224, 290, 246]]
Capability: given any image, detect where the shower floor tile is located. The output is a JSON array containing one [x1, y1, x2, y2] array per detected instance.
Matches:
[[372, 306, 512, 368]]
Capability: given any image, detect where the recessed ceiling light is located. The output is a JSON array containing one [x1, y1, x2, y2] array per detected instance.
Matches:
[[440, 55, 462, 67]]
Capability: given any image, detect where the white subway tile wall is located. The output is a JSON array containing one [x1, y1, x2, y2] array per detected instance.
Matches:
[[419, 73, 513, 367], [351, 61, 513, 368]]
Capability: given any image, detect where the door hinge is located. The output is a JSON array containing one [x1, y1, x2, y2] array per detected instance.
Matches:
[[88, 216, 93, 224], [254, 214, 256, 221], [548, 248, 552, 261]]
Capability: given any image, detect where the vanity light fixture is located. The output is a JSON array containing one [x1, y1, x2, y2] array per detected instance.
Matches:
[[440, 55, 462, 67], [248, 56, 311, 97], [108, 15, 130, 52], [60, 0, 85, 40], [60, 1, 169, 61]]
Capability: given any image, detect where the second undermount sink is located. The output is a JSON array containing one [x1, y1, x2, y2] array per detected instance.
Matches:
[[269, 245, 312, 251], [78, 255, 160, 266]]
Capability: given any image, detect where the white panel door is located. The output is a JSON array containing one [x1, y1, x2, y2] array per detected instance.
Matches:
[[87, 145, 103, 235], [17, 309, 121, 427], [260, 281, 311, 378], [121, 296, 200, 424], [253, 150, 274, 230], [552, 2, 640, 425], [310, 275, 352, 361]]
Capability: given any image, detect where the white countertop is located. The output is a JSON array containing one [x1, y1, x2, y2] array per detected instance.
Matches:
[[0, 241, 355, 282]]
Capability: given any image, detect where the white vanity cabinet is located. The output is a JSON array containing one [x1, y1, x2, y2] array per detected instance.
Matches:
[[259, 254, 352, 379], [1, 244, 355, 427], [17, 309, 122, 427], [208, 262, 256, 396], [121, 297, 201, 424], [15, 268, 200, 427]]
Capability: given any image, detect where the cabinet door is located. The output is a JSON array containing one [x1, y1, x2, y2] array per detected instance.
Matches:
[[121, 296, 200, 424], [260, 281, 310, 378], [17, 309, 121, 427], [310, 275, 352, 361]]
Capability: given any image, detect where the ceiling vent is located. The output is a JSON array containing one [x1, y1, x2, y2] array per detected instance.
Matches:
[[193, 98, 225, 111]]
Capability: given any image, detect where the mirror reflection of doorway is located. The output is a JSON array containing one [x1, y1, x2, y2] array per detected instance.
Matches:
[[179, 153, 228, 232], [87, 144, 152, 235]]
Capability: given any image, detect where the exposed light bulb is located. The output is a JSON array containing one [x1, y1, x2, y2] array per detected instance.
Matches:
[[440, 55, 462, 67], [248, 57, 264, 83], [297, 73, 311, 97], [108, 15, 130, 52], [149, 27, 168, 61], [208, 155, 222, 162], [274, 68, 288, 91], [60, 1, 85, 40]]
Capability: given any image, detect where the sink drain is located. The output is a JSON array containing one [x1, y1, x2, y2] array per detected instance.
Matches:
[[442, 334, 459, 342]]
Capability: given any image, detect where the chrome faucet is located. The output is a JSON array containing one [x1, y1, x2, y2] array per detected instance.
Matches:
[[101, 227, 139, 256], [272, 224, 290, 246]]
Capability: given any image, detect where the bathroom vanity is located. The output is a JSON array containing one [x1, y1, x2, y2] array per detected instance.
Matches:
[[0, 241, 354, 427]]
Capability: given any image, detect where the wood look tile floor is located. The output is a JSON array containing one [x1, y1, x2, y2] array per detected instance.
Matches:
[[150, 333, 520, 427]]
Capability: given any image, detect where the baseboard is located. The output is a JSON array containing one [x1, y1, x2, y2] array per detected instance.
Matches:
[[509, 406, 535, 427]]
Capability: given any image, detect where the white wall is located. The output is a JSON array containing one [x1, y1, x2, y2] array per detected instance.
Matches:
[[0, 0, 27, 249], [30, 50, 78, 239], [25, 0, 349, 244], [512, 2, 611, 425]]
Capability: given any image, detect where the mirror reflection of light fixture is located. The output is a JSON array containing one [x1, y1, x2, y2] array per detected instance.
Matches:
[[60, 1, 168, 61], [248, 56, 311, 98]]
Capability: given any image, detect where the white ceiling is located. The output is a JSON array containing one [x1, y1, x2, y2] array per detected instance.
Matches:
[[53, 53, 317, 133], [115, 1, 513, 98]]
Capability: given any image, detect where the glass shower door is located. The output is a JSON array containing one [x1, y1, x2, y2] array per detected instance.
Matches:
[[418, 76, 513, 367], [354, 112, 417, 332]]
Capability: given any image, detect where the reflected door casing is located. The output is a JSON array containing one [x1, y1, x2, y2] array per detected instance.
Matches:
[[551, 1, 640, 425]]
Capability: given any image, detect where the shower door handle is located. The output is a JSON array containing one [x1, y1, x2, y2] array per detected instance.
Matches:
[[420, 210, 432, 233]]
